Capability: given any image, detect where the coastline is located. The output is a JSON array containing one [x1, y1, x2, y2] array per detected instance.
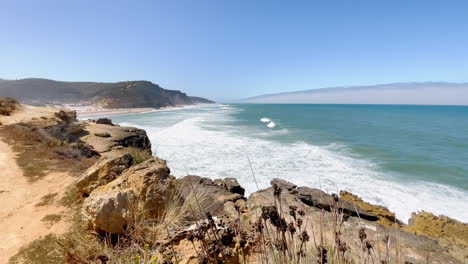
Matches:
[[1, 100, 466, 263]]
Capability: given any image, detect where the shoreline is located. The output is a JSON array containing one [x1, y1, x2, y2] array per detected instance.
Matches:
[[64, 104, 204, 119]]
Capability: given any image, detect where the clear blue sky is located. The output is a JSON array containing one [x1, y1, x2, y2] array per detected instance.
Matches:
[[1, 0, 467, 101]]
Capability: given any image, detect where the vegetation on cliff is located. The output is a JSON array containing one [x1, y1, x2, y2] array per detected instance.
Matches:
[[0, 97, 19, 116]]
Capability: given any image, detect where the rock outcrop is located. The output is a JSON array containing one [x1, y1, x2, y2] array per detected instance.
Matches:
[[81, 121, 151, 153]]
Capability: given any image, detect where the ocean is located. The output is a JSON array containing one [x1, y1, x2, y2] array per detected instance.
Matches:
[[112, 104, 468, 223]]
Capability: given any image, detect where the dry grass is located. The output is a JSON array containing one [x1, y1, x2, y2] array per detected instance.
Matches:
[[0, 122, 98, 181], [10, 183, 415, 264], [10, 212, 166, 264], [41, 214, 63, 224], [0, 97, 19, 116], [35, 192, 59, 207]]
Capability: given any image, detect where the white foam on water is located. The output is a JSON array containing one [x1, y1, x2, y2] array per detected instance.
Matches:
[[267, 122, 276, 128], [118, 107, 468, 223], [260, 117, 271, 123]]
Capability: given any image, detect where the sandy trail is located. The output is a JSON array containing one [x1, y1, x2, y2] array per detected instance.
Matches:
[[0, 140, 73, 263]]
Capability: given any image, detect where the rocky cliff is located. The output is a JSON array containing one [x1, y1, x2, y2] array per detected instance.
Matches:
[[0, 78, 214, 108]]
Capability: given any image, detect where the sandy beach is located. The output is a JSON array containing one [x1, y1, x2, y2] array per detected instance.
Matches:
[[64, 104, 202, 119]]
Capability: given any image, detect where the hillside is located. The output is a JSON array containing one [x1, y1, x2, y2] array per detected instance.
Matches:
[[242, 82, 468, 105], [0, 78, 214, 108]]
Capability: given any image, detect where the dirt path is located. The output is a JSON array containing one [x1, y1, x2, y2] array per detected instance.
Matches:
[[0, 140, 73, 263]]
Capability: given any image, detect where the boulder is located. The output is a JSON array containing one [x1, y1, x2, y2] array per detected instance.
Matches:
[[176, 176, 244, 217], [96, 118, 114, 125], [83, 189, 136, 233], [76, 153, 133, 196], [83, 157, 174, 233]]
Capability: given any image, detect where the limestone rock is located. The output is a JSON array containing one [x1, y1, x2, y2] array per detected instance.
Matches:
[[76, 153, 133, 195], [83, 189, 136, 233], [83, 157, 173, 233]]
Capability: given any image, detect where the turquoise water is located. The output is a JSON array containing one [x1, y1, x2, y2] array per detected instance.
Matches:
[[112, 104, 468, 222]]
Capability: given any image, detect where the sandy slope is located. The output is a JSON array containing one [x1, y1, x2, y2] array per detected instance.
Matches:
[[0, 105, 58, 125]]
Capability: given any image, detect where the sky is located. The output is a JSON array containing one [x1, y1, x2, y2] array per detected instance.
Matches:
[[1, 0, 467, 101]]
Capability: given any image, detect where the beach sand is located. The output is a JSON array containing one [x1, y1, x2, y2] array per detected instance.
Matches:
[[64, 104, 198, 119]]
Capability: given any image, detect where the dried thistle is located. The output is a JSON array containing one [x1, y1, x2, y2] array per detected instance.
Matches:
[[273, 183, 282, 198], [289, 205, 298, 220], [359, 227, 367, 242], [288, 222, 296, 236], [300, 231, 310, 242]]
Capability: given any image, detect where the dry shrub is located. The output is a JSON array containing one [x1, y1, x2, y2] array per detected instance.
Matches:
[[133, 180, 218, 244]]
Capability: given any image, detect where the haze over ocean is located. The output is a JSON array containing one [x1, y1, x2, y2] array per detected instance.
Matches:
[[112, 104, 468, 223]]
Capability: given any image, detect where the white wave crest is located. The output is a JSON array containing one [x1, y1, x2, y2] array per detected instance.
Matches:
[[260, 117, 271, 123], [267, 122, 276, 128]]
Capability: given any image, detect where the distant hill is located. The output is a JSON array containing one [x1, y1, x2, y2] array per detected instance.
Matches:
[[0, 78, 214, 108], [241, 82, 468, 105]]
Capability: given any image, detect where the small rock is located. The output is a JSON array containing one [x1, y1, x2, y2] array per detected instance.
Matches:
[[96, 118, 114, 126]]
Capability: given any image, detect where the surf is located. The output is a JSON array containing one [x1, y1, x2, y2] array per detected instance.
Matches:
[[114, 104, 468, 223]]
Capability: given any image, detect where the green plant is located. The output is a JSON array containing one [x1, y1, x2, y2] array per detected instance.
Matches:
[[130, 149, 153, 165]]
